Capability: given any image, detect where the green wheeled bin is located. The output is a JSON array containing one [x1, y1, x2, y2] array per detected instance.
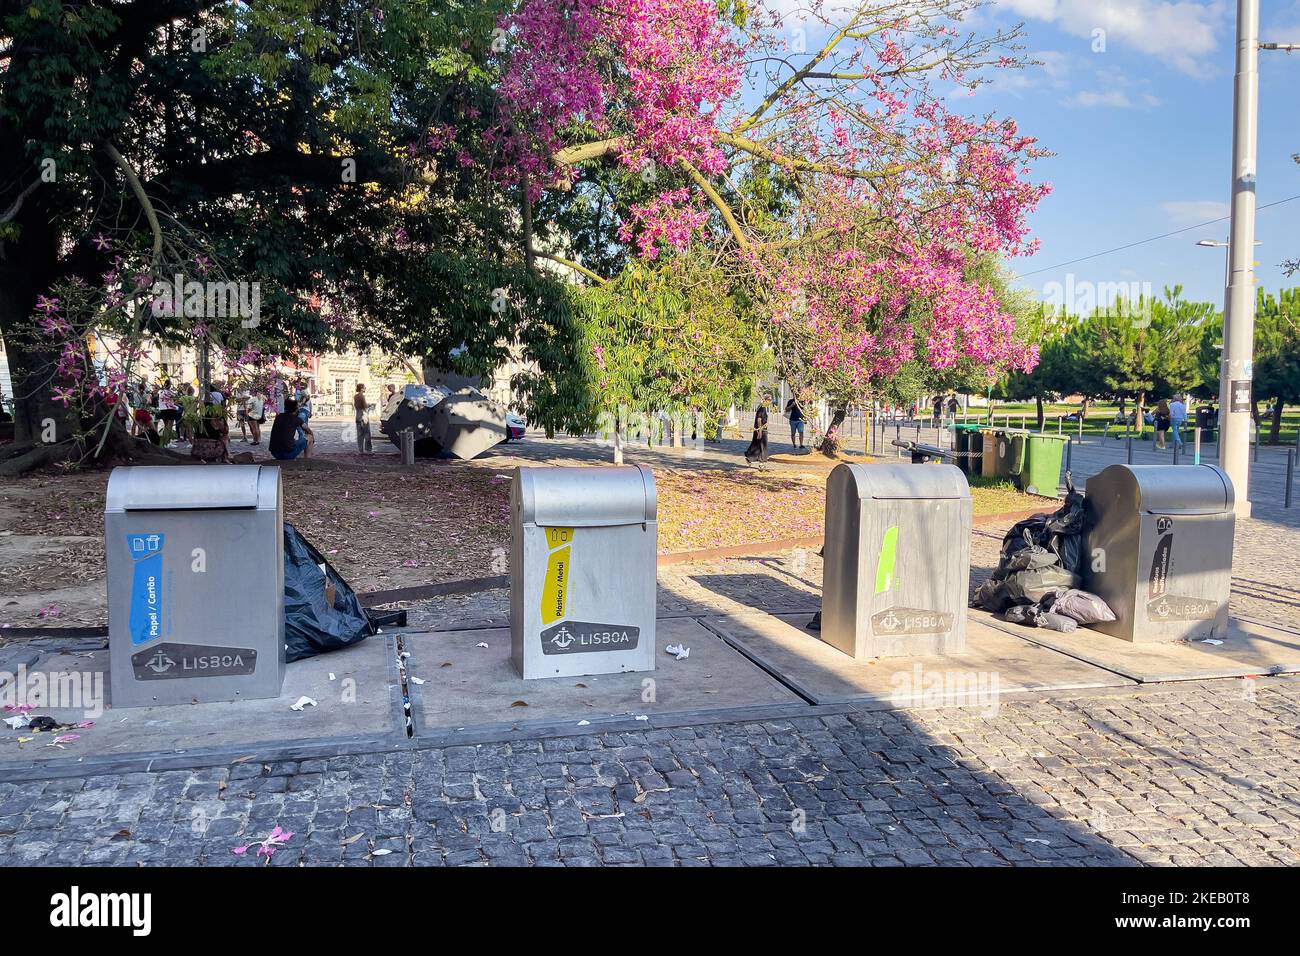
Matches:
[[953, 424, 983, 475], [1019, 433, 1068, 496], [993, 429, 1025, 481]]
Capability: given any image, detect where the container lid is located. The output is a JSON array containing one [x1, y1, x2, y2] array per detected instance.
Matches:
[[106, 465, 278, 511], [831, 462, 970, 500], [1084, 463, 1233, 515], [517, 464, 656, 527]]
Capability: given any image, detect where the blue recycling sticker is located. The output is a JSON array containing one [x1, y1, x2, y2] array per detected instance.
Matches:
[[126, 533, 166, 646]]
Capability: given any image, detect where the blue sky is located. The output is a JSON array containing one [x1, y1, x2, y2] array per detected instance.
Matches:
[[761, 0, 1300, 309], [968, 0, 1300, 308]]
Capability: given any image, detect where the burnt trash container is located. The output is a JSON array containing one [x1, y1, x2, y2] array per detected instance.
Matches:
[[821, 462, 971, 659], [511, 465, 657, 679], [106, 465, 285, 707], [1082, 463, 1234, 642], [953, 423, 983, 475]]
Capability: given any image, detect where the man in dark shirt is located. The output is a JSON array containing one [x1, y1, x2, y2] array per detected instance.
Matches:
[[784, 395, 806, 450], [269, 398, 313, 460]]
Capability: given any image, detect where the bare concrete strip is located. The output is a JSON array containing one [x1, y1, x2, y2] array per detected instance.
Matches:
[[0, 633, 400, 768], [704, 611, 1135, 706], [410, 617, 800, 731], [973, 608, 1300, 683]]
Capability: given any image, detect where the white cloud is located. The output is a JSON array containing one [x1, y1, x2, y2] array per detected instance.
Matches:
[[995, 0, 1227, 75], [1064, 88, 1158, 108], [1161, 200, 1231, 225], [1060, 66, 1160, 108]]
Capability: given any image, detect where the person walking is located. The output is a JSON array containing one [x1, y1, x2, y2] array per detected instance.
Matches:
[[784, 394, 806, 451], [354, 383, 374, 454], [156, 380, 179, 445], [1169, 394, 1187, 448], [1154, 399, 1171, 449], [744, 396, 770, 465], [235, 386, 251, 442], [246, 388, 264, 446]]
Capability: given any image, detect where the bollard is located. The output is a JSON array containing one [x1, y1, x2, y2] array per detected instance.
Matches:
[[1064, 437, 1073, 473], [1172, 437, 1180, 465], [1288, 449, 1295, 509], [895, 423, 901, 457], [1194, 426, 1201, 466], [1126, 425, 1133, 464], [400, 428, 415, 466], [1078, 416, 1083, 440]]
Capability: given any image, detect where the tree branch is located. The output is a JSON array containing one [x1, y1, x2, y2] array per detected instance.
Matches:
[[534, 251, 608, 285], [554, 137, 627, 166], [681, 160, 749, 251], [716, 131, 905, 180], [104, 142, 162, 263], [0, 179, 41, 226]]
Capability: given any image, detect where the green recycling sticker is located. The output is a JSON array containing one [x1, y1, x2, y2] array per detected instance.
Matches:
[[875, 525, 898, 594]]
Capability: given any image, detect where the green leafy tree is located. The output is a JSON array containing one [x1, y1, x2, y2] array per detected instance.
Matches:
[[0, 0, 578, 472], [1253, 289, 1300, 444]]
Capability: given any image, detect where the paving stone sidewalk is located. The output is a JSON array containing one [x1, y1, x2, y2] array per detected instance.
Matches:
[[3, 678, 1299, 866]]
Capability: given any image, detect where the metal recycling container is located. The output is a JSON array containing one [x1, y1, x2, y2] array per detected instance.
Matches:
[[821, 463, 971, 659], [1020, 433, 1069, 496], [106, 465, 285, 707], [511, 465, 657, 679], [1082, 464, 1234, 643]]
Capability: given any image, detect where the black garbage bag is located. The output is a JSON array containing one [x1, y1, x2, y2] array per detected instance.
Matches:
[[973, 577, 1015, 613], [1004, 541, 1061, 573], [999, 473, 1087, 575], [1001, 603, 1079, 633], [1003, 566, 1081, 604], [283, 522, 377, 663]]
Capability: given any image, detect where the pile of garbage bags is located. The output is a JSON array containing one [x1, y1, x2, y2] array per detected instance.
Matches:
[[971, 475, 1116, 632]]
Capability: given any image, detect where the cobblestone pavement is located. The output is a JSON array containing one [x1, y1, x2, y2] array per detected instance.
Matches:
[[3, 678, 1299, 866]]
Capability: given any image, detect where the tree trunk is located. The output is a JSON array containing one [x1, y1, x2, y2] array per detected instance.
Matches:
[[0, 204, 82, 447], [1269, 400, 1283, 445], [1035, 395, 1045, 430], [1135, 391, 1146, 438], [821, 404, 847, 458]]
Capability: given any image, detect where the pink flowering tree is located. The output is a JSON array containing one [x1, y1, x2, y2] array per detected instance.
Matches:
[[490, 0, 1050, 448]]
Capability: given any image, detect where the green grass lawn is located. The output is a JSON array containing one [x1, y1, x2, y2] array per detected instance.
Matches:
[[964, 401, 1300, 446]]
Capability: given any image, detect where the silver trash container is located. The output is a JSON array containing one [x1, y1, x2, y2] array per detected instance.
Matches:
[[511, 465, 657, 679], [1083, 464, 1234, 642], [821, 463, 971, 659], [106, 465, 285, 707]]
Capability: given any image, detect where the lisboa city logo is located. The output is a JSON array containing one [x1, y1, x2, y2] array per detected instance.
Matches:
[[150, 274, 261, 328]]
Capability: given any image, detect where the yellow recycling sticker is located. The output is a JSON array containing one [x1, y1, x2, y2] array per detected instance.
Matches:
[[541, 527, 574, 624]]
